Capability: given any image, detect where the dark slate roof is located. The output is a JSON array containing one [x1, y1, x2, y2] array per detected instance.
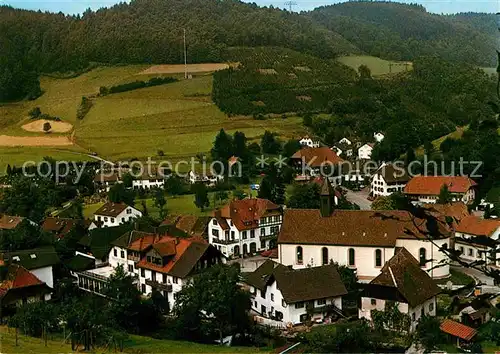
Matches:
[[245, 260, 347, 304], [2, 246, 60, 270], [64, 255, 96, 272], [94, 202, 131, 217], [78, 224, 133, 260], [369, 247, 441, 307], [279, 209, 450, 247]]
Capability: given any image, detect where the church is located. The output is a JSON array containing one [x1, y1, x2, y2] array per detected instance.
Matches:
[[277, 180, 451, 281]]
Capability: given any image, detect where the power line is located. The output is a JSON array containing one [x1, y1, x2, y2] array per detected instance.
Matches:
[[284, 1, 297, 12]]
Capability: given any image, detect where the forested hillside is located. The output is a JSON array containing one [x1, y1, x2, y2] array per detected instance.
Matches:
[[310, 2, 496, 66]]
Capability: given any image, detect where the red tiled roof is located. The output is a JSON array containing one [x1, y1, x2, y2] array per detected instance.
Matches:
[[291, 147, 343, 167], [456, 216, 500, 237], [214, 198, 281, 231], [404, 176, 477, 196], [440, 319, 477, 341], [0, 264, 45, 297], [41, 218, 91, 239], [0, 215, 24, 230]]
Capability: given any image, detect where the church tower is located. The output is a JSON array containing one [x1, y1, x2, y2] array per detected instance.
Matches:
[[320, 178, 335, 217]]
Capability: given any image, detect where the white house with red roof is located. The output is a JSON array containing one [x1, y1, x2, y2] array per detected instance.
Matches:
[[90, 202, 142, 229], [454, 216, 500, 265], [404, 176, 477, 205], [0, 264, 52, 307], [299, 136, 320, 148], [209, 198, 283, 258]]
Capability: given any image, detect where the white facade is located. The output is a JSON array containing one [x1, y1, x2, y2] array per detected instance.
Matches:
[[374, 132, 385, 143], [139, 268, 184, 310], [94, 205, 142, 228], [358, 144, 373, 160], [299, 137, 320, 148], [339, 138, 352, 146], [187, 170, 223, 187], [278, 237, 450, 280], [371, 172, 407, 198], [331, 146, 342, 156], [359, 296, 436, 332], [249, 279, 342, 325], [409, 188, 476, 205], [209, 215, 282, 258], [31, 265, 54, 289]]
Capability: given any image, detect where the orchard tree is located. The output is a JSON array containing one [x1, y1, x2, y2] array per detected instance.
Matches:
[[108, 183, 135, 205], [261, 131, 281, 155], [437, 184, 452, 204], [154, 189, 167, 218], [211, 129, 233, 163], [193, 183, 209, 211], [287, 183, 320, 209]]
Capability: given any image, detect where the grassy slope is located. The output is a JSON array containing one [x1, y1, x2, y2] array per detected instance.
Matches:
[[337, 55, 412, 76], [0, 65, 305, 168], [0, 326, 263, 353]]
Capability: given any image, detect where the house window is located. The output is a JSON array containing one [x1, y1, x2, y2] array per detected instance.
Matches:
[[147, 256, 151, 262], [111, 218, 115, 223], [459, 246, 464, 254], [212, 229, 219, 237], [419, 248, 427, 267], [141, 284, 146, 294], [128, 264, 133, 273], [296, 246, 303, 265], [162, 274, 167, 283], [271, 293, 274, 302], [141, 269, 145, 277], [429, 302, 434, 312], [317, 299, 326, 306], [213, 219, 217, 225], [231, 231, 235, 240], [104, 217, 108, 222], [152, 271, 156, 282], [250, 230, 255, 238], [120, 250, 125, 258], [468, 248, 473, 256], [348, 248, 355, 266], [371, 299, 376, 306], [242, 231, 247, 240], [121, 218, 125, 223], [295, 302, 304, 309], [375, 249, 382, 267], [113, 249, 117, 257], [127, 209, 132, 214], [261, 228, 265, 236], [322, 247, 329, 265], [261, 305, 266, 315], [477, 250, 481, 258], [173, 277, 178, 284], [275, 311, 283, 321], [261, 240, 266, 249]]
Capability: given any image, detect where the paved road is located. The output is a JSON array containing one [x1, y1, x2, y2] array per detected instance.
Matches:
[[451, 264, 495, 286], [343, 188, 372, 210]]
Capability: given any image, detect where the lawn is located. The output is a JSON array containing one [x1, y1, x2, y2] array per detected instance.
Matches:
[[0, 65, 306, 168], [337, 55, 412, 76], [435, 269, 474, 286], [83, 201, 105, 219], [0, 326, 264, 353]]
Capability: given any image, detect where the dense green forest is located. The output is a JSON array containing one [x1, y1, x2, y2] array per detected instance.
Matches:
[[309, 2, 496, 67], [1, 0, 498, 102]]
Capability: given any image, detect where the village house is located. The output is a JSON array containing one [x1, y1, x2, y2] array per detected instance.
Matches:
[[89, 202, 142, 229], [299, 135, 320, 148], [41, 217, 91, 240], [0, 264, 52, 313], [404, 176, 477, 205], [358, 143, 374, 160], [77, 230, 224, 309], [94, 172, 121, 192], [244, 260, 347, 325], [209, 198, 283, 258], [290, 147, 343, 176], [359, 247, 440, 331], [374, 132, 385, 143], [440, 319, 478, 350], [132, 172, 165, 190], [277, 186, 451, 280], [371, 163, 410, 198], [337, 138, 353, 157], [187, 170, 223, 187], [0, 246, 60, 291], [454, 216, 500, 265], [161, 215, 211, 239], [0, 215, 36, 231]]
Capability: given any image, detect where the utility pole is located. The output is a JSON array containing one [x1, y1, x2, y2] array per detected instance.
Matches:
[[183, 28, 188, 79], [284, 1, 297, 12]]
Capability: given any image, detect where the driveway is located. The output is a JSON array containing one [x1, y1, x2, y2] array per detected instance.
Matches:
[[451, 264, 495, 286], [342, 187, 372, 210]]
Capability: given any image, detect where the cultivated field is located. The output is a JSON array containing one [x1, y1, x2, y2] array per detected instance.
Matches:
[[0, 64, 306, 170], [139, 63, 231, 75], [22, 120, 73, 133], [337, 55, 412, 76]]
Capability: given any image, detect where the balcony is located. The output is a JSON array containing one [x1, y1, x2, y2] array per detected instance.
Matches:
[[260, 234, 278, 241], [211, 238, 238, 245], [145, 279, 173, 292]]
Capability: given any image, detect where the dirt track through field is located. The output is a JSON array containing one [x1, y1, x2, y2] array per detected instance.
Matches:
[[139, 63, 230, 75], [0, 135, 73, 147], [22, 119, 73, 133]]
